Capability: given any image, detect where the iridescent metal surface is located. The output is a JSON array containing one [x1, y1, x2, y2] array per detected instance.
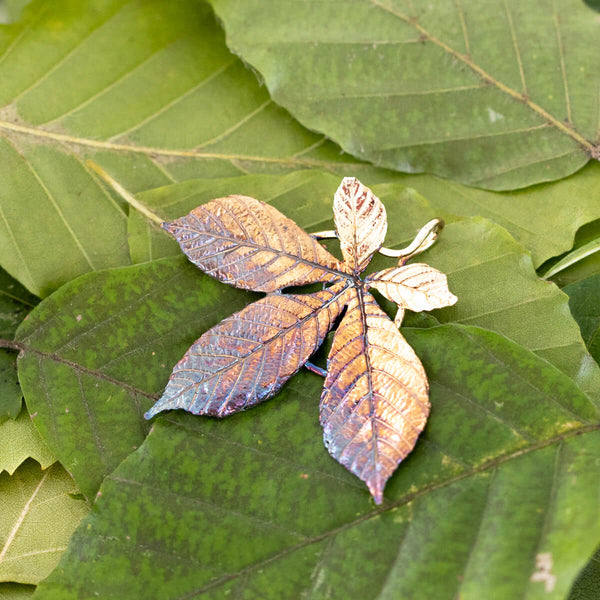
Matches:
[[333, 177, 387, 273], [146, 179, 458, 504], [163, 195, 348, 292], [145, 286, 347, 419], [320, 288, 430, 504], [366, 263, 458, 321]]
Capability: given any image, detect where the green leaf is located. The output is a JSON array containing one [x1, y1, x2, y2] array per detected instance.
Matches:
[[389, 162, 600, 268], [543, 219, 600, 287], [15, 257, 254, 500], [0, 583, 35, 600], [0, 0, 401, 296], [0, 459, 88, 585], [0, 268, 37, 422], [32, 325, 600, 599], [209, 0, 600, 190], [564, 273, 600, 364], [0, 268, 37, 340], [127, 171, 437, 265], [542, 239, 600, 280], [0, 405, 56, 475], [0, 352, 20, 424]]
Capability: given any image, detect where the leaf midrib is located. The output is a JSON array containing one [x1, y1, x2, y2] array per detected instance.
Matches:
[[367, 0, 595, 154], [176, 423, 600, 598], [0, 339, 157, 401], [0, 120, 364, 173]]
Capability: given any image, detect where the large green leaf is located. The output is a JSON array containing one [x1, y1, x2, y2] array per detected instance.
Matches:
[[0, 0, 402, 297], [387, 218, 600, 402], [389, 162, 600, 268], [0, 459, 88, 585], [15, 257, 253, 500], [210, 0, 600, 190], [32, 325, 600, 599], [0, 406, 55, 475]]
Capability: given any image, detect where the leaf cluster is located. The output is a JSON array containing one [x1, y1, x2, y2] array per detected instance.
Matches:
[[0, 1, 599, 599]]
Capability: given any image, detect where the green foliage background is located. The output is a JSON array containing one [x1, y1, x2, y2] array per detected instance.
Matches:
[[0, 0, 600, 598]]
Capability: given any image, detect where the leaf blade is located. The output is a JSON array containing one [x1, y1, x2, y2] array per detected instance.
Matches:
[[209, 0, 600, 189], [333, 177, 387, 272], [163, 195, 348, 292], [366, 262, 457, 315], [321, 289, 429, 503], [0, 460, 88, 585], [146, 286, 348, 419], [30, 325, 600, 599]]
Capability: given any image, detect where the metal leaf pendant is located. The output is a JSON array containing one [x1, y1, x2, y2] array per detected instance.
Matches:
[[145, 177, 457, 504]]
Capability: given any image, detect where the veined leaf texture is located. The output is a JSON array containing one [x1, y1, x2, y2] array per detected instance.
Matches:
[[146, 177, 457, 503]]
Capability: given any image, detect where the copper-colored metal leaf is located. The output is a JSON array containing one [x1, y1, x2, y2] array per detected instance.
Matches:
[[145, 286, 348, 419], [163, 195, 348, 292], [333, 177, 387, 273], [367, 263, 458, 322], [320, 288, 429, 504]]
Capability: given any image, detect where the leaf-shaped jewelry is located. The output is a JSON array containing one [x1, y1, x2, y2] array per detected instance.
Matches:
[[333, 177, 387, 273], [145, 286, 347, 419], [141, 176, 458, 504], [366, 263, 458, 325], [320, 288, 429, 504], [164, 195, 347, 292]]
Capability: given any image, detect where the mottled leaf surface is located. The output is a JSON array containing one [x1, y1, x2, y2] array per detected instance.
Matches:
[[17, 218, 600, 501], [321, 289, 429, 503], [146, 286, 347, 419], [210, 0, 600, 189], [32, 326, 600, 600], [0, 460, 88, 585], [163, 195, 346, 292], [15, 257, 252, 499]]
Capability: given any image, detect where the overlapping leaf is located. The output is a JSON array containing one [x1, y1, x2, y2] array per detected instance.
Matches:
[[210, 0, 600, 189], [146, 177, 456, 502], [0, 268, 37, 422], [31, 325, 600, 600], [162, 195, 347, 292], [17, 215, 600, 502], [0, 0, 397, 298], [0, 460, 88, 585], [0, 407, 55, 476], [321, 288, 430, 503], [145, 285, 348, 419], [127, 168, 600, 273]]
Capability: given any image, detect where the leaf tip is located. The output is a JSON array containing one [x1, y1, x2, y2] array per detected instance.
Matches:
[[367, 478, 385, 505], [144, 406, 159, 420]]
